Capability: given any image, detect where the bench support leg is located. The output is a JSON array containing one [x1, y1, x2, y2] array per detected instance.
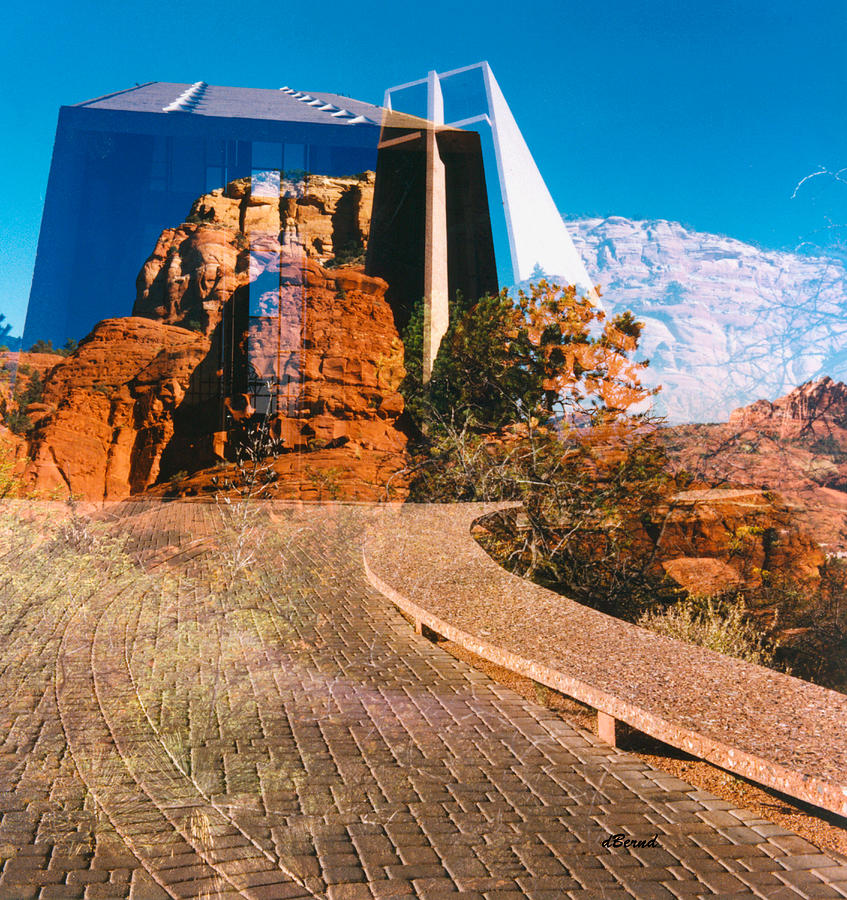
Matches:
[[414, 619, 438, 642], [597, 711, 618, 747], [532, 680, 550, 707]]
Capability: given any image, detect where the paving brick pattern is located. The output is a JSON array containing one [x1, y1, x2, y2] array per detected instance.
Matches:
[[0, 500, 846, 899]]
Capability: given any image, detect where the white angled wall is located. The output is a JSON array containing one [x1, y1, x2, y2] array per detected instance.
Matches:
[[480, 63, 594, 293]]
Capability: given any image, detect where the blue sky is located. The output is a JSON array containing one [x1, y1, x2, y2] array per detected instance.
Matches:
[[1, 0, 845, 336]]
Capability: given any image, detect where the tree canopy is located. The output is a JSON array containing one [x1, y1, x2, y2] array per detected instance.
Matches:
[[403, 281, 656, 435]]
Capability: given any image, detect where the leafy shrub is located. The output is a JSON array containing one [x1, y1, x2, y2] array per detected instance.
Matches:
[[324, 239, 365, 269], [403, 282, 654, 433], [761, 565, 847, 690], [27, 339, 56, 354], [5, 409, 32, 435]]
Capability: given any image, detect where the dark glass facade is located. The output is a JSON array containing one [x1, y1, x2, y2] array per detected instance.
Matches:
[[25, 102, 381, 348]]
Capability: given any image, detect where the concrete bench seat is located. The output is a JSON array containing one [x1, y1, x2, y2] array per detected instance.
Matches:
[[364, 502, 847, 819]]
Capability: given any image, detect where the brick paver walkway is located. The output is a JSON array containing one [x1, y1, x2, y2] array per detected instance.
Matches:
[[1, 500, 846, 900]]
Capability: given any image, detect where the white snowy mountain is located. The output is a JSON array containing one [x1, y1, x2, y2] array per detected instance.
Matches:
[[567, 216, 847, 423]]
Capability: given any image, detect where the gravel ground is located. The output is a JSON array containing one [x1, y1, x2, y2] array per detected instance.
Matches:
[[440, 639, 847, 860]]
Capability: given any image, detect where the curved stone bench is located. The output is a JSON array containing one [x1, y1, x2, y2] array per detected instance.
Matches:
[[363, 502, 847, 819]]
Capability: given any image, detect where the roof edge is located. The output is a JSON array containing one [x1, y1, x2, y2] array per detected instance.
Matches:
[[74, 82, 160, 108]]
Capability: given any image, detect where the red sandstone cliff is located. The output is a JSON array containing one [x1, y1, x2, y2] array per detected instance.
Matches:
[[728, 376, 847, 442]]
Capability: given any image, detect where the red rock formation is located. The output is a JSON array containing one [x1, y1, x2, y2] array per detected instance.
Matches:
[[221, 257, 408, 482], [134, 174, 374, 334], [663, 378, 847, 555], [728, 376, 847, 441], [24, 172, 407, 500], [652, 489, 824, 598]]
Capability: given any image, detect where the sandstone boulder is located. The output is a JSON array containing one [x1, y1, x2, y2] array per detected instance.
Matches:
[[660, 557, 744, 596]]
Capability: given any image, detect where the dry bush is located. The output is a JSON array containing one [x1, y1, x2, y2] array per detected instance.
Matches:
[[637, 593, 777, 666]]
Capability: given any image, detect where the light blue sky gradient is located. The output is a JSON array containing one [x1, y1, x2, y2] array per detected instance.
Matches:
[[1, 0, 844, 336]]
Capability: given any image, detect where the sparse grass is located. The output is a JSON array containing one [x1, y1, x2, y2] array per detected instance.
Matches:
[[186, 807, 212, 847]]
